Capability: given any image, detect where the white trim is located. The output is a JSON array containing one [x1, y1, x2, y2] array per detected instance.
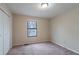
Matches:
[[51, 41, 79, 54]]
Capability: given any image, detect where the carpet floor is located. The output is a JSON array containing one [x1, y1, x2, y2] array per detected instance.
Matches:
[[7, 42, 78, 55]]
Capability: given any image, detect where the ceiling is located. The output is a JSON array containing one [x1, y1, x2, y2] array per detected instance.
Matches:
[[6, 3, 79, 18]]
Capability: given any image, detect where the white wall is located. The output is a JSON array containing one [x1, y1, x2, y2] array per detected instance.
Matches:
[[50, 8, 79, 54], [13, 14, 50, 46]]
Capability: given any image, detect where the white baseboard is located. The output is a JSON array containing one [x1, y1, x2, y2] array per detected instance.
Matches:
[[12, 40, 50, 47], [51, 41, 79, 54]]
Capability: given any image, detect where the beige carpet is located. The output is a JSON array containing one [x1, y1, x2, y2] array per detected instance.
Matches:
[[7, 42, 78, 55]]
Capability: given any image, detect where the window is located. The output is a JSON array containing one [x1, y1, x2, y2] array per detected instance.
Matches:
[[27, 21, 37, 37]]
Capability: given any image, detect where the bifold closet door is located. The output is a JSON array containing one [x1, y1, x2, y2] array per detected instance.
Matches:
[[3, 11, 10, 54], [0, 10, 4, 55], [0, 9, 10, 55]]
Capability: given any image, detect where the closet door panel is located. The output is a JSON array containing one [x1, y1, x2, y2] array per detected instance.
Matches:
[[3, 13, 10, 54], [0, 9, 11, 55], [0, 10, 4, 55]]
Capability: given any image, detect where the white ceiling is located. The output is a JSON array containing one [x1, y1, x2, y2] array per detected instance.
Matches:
[[6, 3, 79, 18]]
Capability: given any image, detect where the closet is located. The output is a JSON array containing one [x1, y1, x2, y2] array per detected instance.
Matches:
[[0, 9, 11, 55]]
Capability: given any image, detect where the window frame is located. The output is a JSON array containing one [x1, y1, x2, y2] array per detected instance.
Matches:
[[27, 21, 37, 37]]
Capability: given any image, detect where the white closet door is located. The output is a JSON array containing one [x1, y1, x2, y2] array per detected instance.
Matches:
[[0, 10, 4, 55], [3, 12, 10, 54], [0, 9, 11, 55]]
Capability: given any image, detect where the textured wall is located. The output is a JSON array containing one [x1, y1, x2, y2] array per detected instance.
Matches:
[[50, 8, 79, 54], [13, 14, 50, 46]]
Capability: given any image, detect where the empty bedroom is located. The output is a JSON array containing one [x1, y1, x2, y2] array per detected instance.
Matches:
[[0, 3, 79, 55]]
